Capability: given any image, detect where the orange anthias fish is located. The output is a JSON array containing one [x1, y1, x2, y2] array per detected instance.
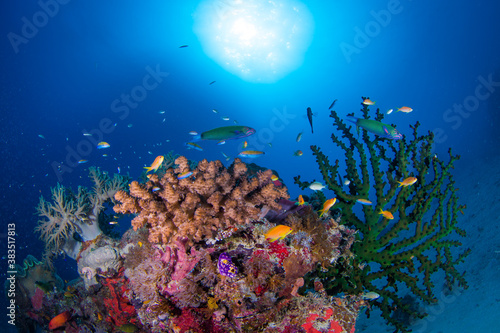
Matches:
[[144, 155, 164, 173], [48, 311, 71, 330], [379, 209, 394, 220], [398, 177, 417, 187], [265, 225, 292, 242], [397, 106, 413, 113], [319, 198, 337, 217], [296, 195, 305, 206], [362, 98, 375, 105]]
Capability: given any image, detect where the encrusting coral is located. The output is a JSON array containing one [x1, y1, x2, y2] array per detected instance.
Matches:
[[114, 156, 289, 248], [295, 98, 470, 332], [35, 167, 129, 262]]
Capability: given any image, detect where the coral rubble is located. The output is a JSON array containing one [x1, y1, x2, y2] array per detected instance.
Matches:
[[295, 98, 470, 331]]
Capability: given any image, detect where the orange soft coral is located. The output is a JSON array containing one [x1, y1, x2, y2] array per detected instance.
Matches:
[[114, 156, 289, 248]]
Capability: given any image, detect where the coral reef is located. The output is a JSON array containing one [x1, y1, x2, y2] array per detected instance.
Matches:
[[6, 255, 64, 332], [295, 98, 470, 331], [13, 255, 64, 300], [35, 167, 129, 262], [77, 238, 124, 290], [114, 156, 289, 248], [24, 157, 365, 332], [120, 201, 358, 332]]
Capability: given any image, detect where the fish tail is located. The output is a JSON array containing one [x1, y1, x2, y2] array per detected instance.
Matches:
[[345, 116, 358, 125], [143, 167, 152, 173]]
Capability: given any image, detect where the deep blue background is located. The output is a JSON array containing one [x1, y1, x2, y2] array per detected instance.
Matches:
[[1, 0, 499, 330]]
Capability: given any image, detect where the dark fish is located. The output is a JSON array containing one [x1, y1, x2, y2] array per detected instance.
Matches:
[[179, 45, 188, 48], [329, 99, 337, 109], [35, 281, 55, 293], [209, 80, 216, 85], [307, 107, 314, 133]]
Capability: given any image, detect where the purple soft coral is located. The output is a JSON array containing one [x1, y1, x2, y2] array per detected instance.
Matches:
[[218, 252, 237, 278]]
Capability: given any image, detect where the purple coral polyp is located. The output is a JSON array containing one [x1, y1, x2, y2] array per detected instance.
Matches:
[[218, 252, 237, 278]]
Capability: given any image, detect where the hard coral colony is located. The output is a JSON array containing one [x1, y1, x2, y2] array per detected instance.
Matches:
[[17, 97, 468, 333]]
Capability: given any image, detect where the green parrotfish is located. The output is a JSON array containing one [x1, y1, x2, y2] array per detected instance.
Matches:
[[346, 117, 402, 140], [192, 126, 256, 143]]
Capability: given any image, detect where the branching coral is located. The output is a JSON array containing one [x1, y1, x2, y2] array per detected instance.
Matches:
[[35, 168, 129, 261], [295, 98, 470, 331], [114, 156, 289, 248]]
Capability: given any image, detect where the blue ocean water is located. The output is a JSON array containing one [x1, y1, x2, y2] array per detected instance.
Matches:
[[1, 0, 499, 331]]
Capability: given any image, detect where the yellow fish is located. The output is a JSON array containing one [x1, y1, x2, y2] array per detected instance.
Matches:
[[138, 241, 143, 247], [265, 225, 292, 242], [319, 198, 337, 217], [144, 155, 164, 173], [296, 195, 305, 206], [97, 312, 103, 321], [379, 209, 394, 220], [362, 98, 375, 105], [398, 177, 417, 187], [97, 141, 110, 149]]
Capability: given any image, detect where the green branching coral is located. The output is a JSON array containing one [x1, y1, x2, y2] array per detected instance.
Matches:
[[294, 98, 470, 332]]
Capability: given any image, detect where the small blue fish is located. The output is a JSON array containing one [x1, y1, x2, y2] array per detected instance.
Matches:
[[185, 142, 203, 151], [356, 199, 373, 205], [177, 171, 193, 180]]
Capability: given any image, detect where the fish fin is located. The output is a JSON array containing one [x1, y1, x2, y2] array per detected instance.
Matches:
[[345, 116, 358, 125], [190, 134, 201, 142]]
